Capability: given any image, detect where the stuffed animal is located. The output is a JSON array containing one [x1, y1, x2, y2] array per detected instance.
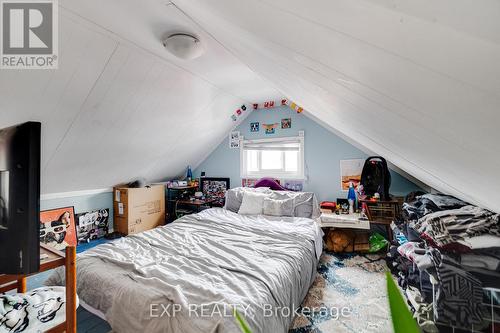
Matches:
[[325, 229, 355, 252]]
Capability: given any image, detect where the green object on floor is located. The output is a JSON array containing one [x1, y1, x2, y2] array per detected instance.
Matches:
[[368, 232, 389, 253], [386, 271, 420, 333], [234, 310, 252, 333]]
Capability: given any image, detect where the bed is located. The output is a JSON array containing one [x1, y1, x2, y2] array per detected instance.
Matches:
[[46, 201, 323, 333]]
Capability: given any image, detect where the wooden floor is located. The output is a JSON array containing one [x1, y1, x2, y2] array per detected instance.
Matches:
[[77, 307, 111, 333]]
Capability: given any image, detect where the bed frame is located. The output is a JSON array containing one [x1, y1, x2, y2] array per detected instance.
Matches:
[[0, 245, 77, 333]]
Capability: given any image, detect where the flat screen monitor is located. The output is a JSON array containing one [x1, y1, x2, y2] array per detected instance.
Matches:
[[0, 121, 41, 274]]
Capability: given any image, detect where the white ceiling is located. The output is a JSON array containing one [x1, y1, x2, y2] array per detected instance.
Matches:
[[172, 0, 500, 212], [0, 0, 499, 212], [0, 0, 280, 193]]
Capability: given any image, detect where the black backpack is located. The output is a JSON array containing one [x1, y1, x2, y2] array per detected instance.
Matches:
[[360, 156, 391, 200]]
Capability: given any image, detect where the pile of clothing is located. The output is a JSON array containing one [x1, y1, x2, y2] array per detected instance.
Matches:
[[387, 193, 500, 332]]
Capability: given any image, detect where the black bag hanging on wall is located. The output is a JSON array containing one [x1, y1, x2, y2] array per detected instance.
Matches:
[[360, 156, 391, 200]]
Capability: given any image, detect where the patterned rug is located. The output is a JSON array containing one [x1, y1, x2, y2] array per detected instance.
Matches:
[[289, 252, 393, 333]]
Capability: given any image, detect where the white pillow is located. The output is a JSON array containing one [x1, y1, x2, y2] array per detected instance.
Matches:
[[238, 191, 269, 215], [263, 197, 294, 217]]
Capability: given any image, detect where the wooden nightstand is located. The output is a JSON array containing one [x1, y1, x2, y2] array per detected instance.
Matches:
[[0, 245, 77, 333]]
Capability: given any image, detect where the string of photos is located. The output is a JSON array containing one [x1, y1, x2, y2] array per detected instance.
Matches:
[[230, 98, 305, 122]]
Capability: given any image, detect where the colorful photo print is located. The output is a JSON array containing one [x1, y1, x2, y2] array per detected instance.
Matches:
[[201, 177, 230, 206], [242, 178, 258, 187], [340, 159, 364, 191], [40, 207, 77, 251], [229, 131, 240, 149], [281, 118, 292, 129], [250, 122, 260, 132], [75, 209, 110, 244], [263, 123, 278, 134]]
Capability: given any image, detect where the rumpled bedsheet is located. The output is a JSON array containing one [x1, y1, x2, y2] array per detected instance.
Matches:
[[46, 208, 322, 333]]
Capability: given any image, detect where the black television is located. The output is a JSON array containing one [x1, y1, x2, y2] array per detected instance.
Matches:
[[0, 121, 41, 274]]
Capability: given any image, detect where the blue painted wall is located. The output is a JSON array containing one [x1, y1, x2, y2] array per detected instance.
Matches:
[[41, 191, 113, 227], [194, 106, 422, 201]]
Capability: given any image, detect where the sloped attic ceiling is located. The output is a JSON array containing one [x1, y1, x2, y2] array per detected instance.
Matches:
[[173, 0, 500, 212], [0, 0, 281, 194], [1, 0, 498, 212]]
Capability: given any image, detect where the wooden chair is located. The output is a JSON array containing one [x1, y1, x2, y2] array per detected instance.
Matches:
[[0, 245, 77, 333]]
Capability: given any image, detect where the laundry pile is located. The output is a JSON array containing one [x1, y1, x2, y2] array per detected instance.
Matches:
[[387, 193, 500, 332]]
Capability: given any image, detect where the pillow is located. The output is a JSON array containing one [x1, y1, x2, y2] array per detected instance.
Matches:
[[263, 197, 294, 217], [271, 191, 320, 218], [238, 191, 269, 215], [225, 187, 270, 213], [254, 178, 287, 191]]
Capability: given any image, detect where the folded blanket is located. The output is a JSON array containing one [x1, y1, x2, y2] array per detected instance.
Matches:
[[427, 248, 486, 327], [0, 286, 77, 333], [460, 252, 500, 271], [414, 205, 499, 247], [402, 194, 468, 221]]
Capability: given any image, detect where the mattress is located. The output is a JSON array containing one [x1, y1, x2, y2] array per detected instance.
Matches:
[[46, 208, 323, 333]]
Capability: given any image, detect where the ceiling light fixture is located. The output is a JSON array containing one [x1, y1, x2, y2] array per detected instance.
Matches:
[[162, 33, 204, 60]]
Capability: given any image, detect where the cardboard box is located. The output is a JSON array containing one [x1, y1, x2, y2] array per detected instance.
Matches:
[[113, 185, 165, 235]]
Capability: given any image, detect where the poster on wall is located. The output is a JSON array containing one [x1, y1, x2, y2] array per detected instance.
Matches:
[[75, 209, 110, 244], [281, 118, 291, 129], [250, 122, 259, 132], [229, 131, 240, 149], [340, 159, 364, 191], [263, 123, 278, 134], [201, 177, 230, 206], [40, 207, 78, 251]]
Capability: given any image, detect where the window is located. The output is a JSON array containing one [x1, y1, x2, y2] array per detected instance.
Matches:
[[240, 136, 304, 179]]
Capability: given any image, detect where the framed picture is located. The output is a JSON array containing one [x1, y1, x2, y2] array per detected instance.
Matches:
[[250, 122, 259, 132], [200, 177, 230, 206], [229, 131, 240, 149], [340, 159, 364, 191], [75, 209, 110, 244], [263, 123, 278, 134], [40, 206, 77, 251], [281, 118, 291, 129]]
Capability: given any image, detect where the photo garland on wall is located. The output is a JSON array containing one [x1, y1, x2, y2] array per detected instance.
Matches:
[[231, 98, 304, 122], [231, 105, 247, 122], [40, 206, 78, 251]]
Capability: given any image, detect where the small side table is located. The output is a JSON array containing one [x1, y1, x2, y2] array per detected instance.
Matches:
[[320, 213, 371, 252], [360, 198, 403, 240], [0, 245, 77, 333], [320, 212, 370, 230]]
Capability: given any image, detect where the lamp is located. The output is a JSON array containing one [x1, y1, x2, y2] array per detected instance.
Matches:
[[162, 33, 204, 60]]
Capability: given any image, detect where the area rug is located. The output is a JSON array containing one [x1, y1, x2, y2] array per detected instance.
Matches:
[[289, 252, 393, 333]]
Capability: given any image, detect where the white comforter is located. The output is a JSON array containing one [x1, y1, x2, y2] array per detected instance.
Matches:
[[46, 208, 323, 333]]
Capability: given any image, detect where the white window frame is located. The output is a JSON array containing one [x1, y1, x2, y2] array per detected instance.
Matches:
[[240, 135, 305, 180]]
